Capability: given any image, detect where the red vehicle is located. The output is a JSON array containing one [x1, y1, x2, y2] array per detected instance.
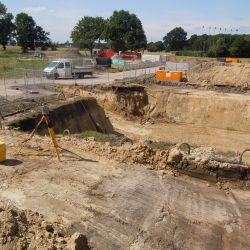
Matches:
[[120, 52, 141, 60], [97, 50, 115, 58]]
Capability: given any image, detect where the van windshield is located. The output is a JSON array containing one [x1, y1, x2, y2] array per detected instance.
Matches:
[[47, 62, 59, 68]]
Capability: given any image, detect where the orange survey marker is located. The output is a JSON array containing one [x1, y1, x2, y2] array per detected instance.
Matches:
[[21, 104, 61, 161]]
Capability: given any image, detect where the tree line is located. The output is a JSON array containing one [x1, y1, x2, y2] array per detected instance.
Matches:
[[71, 12, 250, 58], [0, 1, 50, 52], [149, 27, 250, 57]]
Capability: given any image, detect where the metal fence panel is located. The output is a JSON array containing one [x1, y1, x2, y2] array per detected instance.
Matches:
[[0, 69, 56, 117], [166, 62, 189, 71]]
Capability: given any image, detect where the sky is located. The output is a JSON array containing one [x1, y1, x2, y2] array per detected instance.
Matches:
[[2, 0, 250, 42]]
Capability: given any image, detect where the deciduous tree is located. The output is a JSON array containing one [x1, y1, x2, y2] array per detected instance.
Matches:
[[71, 16, 105, 55], [163, 27, 187, 51], [0, 2, 15, 50], [104, 10, 147, 52], [16, 12, 50, 52]]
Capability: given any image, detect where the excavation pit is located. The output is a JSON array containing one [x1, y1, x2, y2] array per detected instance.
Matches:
[[8, 98, 114, 135]]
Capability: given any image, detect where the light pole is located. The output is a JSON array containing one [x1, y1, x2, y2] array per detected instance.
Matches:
[[202, 25, 205, 35]]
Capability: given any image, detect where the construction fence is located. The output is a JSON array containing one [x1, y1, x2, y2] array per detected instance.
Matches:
[[71, 61, 164, 85], [165, 62, 190, 71], [0, 63, 163, 117], [0, 69, 56, 117]]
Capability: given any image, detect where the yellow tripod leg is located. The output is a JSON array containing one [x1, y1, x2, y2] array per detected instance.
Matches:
[[22, 116, 45, 144], [47, 126, 61, 161]]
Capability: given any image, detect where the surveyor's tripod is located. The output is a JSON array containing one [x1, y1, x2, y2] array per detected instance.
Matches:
[[22, 104, 60, 161]]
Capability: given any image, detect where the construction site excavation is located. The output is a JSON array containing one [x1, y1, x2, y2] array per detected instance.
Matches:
[[0, 52, 249, 250]]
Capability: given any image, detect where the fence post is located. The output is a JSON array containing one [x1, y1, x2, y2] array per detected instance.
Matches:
[[24, 69, 28, 100], [3, 73, 7, 100]]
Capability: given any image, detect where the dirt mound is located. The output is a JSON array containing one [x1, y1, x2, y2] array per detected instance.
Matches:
[[61, 137, 174, 170], [188, 62, 250, 87], [0, 202, 90, 250]]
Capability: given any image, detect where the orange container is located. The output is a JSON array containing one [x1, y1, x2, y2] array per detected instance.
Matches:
[[170, 71, 182, 81], [155, 70, 182, 81], [155, 70, 169, 80], [226, 58, 239, 63]]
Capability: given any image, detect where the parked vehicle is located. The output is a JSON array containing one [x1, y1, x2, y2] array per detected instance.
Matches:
[[33, 52, 47, 59], [43, 58, 94, 79]]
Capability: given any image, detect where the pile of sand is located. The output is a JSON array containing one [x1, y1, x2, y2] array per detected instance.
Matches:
[[0, 202, 90, 250], [188, 62, 250, 87]]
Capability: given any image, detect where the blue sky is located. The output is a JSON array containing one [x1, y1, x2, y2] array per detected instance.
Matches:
[[2, 0, 250, 42]]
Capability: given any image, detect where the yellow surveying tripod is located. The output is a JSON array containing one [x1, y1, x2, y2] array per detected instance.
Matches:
[[22, 104, 61, 161]]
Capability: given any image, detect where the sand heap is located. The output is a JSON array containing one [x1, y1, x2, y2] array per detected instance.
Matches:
[[188, 62, 250, 87]]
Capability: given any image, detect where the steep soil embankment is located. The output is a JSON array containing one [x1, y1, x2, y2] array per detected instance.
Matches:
[[8, 98, 113, 134], [88, 87, 250, 133], [145, 89, 250, 132]]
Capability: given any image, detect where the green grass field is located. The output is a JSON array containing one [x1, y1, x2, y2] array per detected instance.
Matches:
[[0, 46, 49, 76]]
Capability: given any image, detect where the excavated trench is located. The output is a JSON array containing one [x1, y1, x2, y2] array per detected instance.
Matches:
[[102, 85, 250, 133], [8, 98, 113, 135], [5, 93, 250, 183]]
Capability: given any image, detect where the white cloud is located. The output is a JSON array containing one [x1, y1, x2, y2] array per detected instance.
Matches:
[[23, 6, 53, 14]]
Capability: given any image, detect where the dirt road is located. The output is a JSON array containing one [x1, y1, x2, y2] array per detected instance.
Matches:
[[0, 133, 249, 249]]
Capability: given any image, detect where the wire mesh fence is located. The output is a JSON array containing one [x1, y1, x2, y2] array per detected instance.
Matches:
[[165, 62, 190, 71], [71, 61, 163, 85], [0, 69, 56, 118], [0, 69, 55, 101], [0, 62, 162, 117]]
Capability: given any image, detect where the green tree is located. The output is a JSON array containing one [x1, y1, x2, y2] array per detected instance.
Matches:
[[229, 36, 250, 57], [207, 38, 229, 57], [147, 41, 165, 52], [71, 16, 105, 55], [163, 27, 187, 51], [154, 41, 165, 51], [15, 13, 36, 52], [0, 2, 15, 50], [104, 10, 147, 52], [147, 42, 158, 52], [34, 25, 50, 49], [15, 13, 50, 52], [0, 1, 6, 15]]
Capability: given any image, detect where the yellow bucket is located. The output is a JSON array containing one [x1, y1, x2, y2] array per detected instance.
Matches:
[[0, 141, 6, 162]]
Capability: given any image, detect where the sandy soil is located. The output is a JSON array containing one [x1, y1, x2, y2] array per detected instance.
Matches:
[[108, 111, 250, 157], [188, 62, 250, 87], [0, 131, 250, 249]]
